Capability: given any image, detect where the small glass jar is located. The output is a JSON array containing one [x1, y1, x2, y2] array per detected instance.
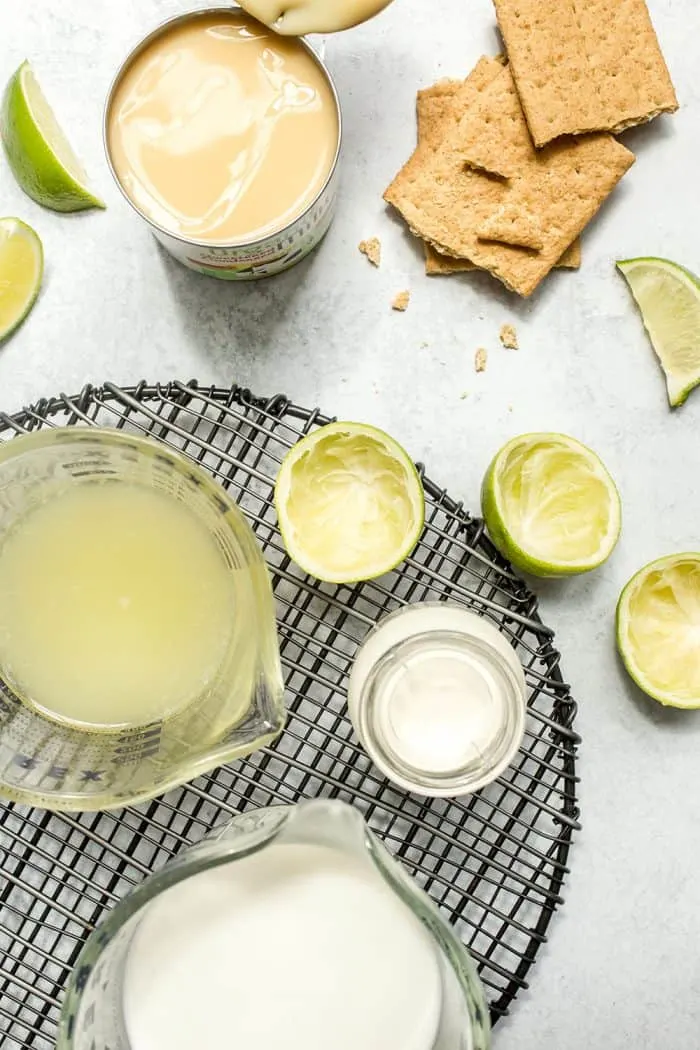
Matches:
[[347, 603, 527, 798]]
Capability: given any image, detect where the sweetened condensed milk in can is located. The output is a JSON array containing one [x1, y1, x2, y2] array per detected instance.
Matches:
[[104, 8, 341, 279]]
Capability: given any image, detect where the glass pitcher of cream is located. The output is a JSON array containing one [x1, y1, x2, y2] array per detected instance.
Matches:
[[58, 799, 491, 1050], [0, 428, 284, 811]]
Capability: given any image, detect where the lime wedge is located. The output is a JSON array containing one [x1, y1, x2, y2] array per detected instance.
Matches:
[[1, 61, 105, 212], [481, 433, 621, 577], [617, 554, 700, 708], [617, 257, 700, 408], [0, 218, 43, 342], [275, 422, 425, 583]]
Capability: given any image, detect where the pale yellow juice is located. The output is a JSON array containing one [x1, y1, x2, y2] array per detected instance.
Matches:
[[0, 482, 236, 728]]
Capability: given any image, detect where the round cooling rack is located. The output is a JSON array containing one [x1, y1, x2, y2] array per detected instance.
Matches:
[[0, 380, 580, 1046]]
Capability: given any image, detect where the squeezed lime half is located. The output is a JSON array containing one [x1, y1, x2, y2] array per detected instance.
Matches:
[[1, 61, 105, 212], [481, 432, 621, 577], [0, 217, 43, 342], [617, 257, 700, 408], [275, 421, 425, 583], [617, 554, 700, 708]]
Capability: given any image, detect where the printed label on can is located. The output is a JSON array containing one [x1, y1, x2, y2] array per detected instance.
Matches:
[[153, 165, 339, 281]]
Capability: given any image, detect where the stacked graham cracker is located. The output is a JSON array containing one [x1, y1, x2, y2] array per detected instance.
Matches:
[[385, 0, 677, 298]]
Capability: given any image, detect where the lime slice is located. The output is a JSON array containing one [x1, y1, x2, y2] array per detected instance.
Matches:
[[1, 61, 105, 212], [481, 433, 621, 578], [275, 422, 425, 583], [617, 554, 700, 708], [0, 218, 43, 342], [617, 257, 700, 407]]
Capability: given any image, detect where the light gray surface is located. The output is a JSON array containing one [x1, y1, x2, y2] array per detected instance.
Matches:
[[2, 0, 700, 1045]]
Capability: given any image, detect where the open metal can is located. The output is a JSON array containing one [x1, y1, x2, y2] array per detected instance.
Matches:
[[103, 8, 342, 281]]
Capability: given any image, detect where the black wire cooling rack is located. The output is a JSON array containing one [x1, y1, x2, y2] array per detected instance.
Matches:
[[0, 380, 580, 1046]]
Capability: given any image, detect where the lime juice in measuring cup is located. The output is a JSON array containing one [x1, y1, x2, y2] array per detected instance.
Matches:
[[59, 799, 491, 1050], [0, 428, 284, 810]]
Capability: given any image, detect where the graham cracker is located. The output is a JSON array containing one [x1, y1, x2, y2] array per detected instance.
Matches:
[[558, 241, 582, 270], [415, 61, 505, 152], [456, 62, 532, 179], [476, 203, 545, 250], [424, 239, 581, 274], [492, 0, 678, 147], [424, 244, 477, 274], [414, 69, 498, 275], [499, 323, 518, 350], [416, 79, 468, 149], [456, 63, 634, 254], [358, 237, 381, 267], [386, 61, 633, 296], [410, 65, 578, 277], [385, 57, 505, 239]]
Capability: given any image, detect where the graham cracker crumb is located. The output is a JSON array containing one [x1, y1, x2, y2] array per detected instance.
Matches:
[[358, 237, 381, 267], [500, 323, 519, 350], [475, 348, 488, 373], [392, 290, 411, 311]]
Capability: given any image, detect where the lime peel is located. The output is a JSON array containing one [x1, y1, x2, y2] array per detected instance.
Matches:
[[481, 432, 621, 578], [617, 256, 700, 408], [617, 553, 700, 709], [275, 421, 425, 584], [0, 218, 44, 342], [1, 61, 105, 213]]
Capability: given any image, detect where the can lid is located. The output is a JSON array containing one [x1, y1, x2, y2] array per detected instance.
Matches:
[[347, 604, 527, 798]]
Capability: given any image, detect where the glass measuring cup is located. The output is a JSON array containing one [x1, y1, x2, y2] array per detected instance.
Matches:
[[58, 798, 491, 1050], [0, 427, 284, 811]]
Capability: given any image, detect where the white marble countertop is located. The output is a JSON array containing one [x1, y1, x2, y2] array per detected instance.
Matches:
[[3, 0, 700, 1046]]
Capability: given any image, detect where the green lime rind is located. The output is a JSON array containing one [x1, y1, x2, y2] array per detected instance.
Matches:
[[275, 421, 425, 584], [616, 552, 700, 710], [1, 61, 105, 213], [0, 217, 44, 343], [617, 257, 700, 409], [481, 432, 622, 579]]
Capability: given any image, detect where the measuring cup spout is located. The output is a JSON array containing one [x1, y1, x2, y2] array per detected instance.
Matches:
[[276, 797, 374, 859]]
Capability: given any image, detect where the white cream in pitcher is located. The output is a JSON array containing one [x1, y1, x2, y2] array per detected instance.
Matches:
[[122, 841, 443, 1050]]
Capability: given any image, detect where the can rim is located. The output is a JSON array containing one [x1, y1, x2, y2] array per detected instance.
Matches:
[[103, 6, 343, 251]]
